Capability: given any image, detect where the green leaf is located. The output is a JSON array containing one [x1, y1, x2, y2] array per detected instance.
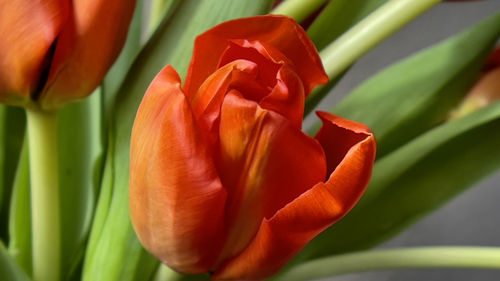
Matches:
[[58, 92, 102, 280], [147, 0, 179, 35], [102, 0, 144, 135], [330, 11, 500, 158], [0, 242, 31, 281], [307, 0, 388, 51], [8, 140, 31, 277], [0, 106, 26, 242], [83, 1, 273, 281], [294, 100, 500, 262]]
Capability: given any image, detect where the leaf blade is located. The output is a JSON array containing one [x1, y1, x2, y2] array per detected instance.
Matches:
[[296, 100, 500, 261], [332, 11, 500, 157], [0, 106, 26, 242], [8, 140, 31, 277], [0, 242, 31, 281]]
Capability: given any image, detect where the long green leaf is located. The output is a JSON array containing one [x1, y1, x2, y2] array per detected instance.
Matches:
[[0, 106, 25, 242], [148, 0, 179, 35], [8, 140, 31, 277], [102, 0, 144, 121], [294, 100, 500, 262], [83, 1, 273, 281], [58, 93, 102, 281], [100, 1, 145, 180], [330, 11, 500, 158], [0, 242, 31, 281]]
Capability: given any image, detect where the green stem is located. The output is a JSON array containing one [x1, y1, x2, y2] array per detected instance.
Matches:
[[275, 247, 500, 281], [303, 0, 442, 113], [320, 0, 442, 80], [26, 109, 60, 281], [270, 0, 329, 22]]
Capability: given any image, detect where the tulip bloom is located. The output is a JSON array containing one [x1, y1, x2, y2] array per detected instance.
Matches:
[[0, 0, 136, 110], [130, 16, 376, 280]]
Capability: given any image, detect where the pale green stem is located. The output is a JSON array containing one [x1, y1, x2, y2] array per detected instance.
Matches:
[[26, 109, 60, 281], [275, 247, 500, 281], [270, 0, 329, 23], [320, 0, 442, 80], [153, 264, 182, 281]]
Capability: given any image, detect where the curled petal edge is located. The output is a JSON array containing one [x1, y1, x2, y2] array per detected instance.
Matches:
[[213, 112, 376, 280]]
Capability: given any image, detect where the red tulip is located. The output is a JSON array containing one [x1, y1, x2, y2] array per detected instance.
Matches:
[[130, 15, 376, 280], [0, 0, 136, 110]]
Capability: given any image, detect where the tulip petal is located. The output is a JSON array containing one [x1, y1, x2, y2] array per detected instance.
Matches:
[[40, 0, 136, 109], [315, 111, 376, 208], [213, 111, 375, 280], [191, 48, 306, 143], [190, 59, 262, 143], [184, 15, 327, 99], [259, 66, 305, 128], [218, 40, 306, 128], [130, 65, 226, 273], [218, 40, 284, 94], [212, 183, 341, 281], [0, 0, 66, 106], [216, 92, 326, 265]]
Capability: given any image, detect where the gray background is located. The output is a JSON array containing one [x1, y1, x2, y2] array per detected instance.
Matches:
[[310, 1, 500, 281]]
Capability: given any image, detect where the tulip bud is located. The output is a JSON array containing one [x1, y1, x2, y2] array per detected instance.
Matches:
[[0, 0, 136, 110], [450, 47, 500, 119], [130, 15, 376, 280]]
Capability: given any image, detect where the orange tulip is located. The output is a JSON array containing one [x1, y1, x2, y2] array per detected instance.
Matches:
[[0, 0, 136, 110], [130, 16, 376, 280]]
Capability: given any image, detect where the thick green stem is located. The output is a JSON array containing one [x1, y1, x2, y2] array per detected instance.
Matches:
[[303, 0, 442, 112], [26, 109, 60, 281], [270, 0, 329, 23], [320, 0, 442, 80], [275, 247, 500, 281]]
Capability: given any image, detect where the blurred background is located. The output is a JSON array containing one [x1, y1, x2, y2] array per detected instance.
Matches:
[[309, 1, 500, 280]]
